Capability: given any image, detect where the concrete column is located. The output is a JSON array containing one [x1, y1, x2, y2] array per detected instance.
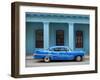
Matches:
[[68, 23, 74, 50], [43, 22, 49, 49]]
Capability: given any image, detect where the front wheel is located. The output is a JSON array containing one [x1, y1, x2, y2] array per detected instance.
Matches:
[[44, 56, 50, 62], [75, 56, 82, 61]]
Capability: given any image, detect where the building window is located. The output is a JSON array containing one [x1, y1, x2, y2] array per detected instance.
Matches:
[[56, 30, 64, 46], [35, 29, 43, 48], [76, 31, 83, 48]]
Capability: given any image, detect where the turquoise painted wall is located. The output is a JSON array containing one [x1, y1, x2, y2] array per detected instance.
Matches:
[[26, 12, 90, 55], [26, 22, 43, 54], [74, 23, 89, 54], [26, 22, 69, 54], [26, 22, 89, 55], [49, 23, 68, 47]]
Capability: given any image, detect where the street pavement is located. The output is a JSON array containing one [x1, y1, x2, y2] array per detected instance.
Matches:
[[25, 55, 89, 67]]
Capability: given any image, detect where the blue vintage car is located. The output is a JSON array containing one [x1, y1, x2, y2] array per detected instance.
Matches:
[[33, 46, 85, 62]]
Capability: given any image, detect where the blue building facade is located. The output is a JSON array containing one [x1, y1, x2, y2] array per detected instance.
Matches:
[[26, 12, 89, 55]]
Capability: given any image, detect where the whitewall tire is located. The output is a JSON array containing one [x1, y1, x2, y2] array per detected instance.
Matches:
[[44, 56, 50, 62], [75, 56, 82, 61]]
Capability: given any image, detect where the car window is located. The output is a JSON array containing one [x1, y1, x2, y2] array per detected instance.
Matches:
[[64, 48, 69, 51], [53, 47, 67, 51], [49, 47, 72, 51], [54, 48, 61, 51], [60, 47, 67, 51]]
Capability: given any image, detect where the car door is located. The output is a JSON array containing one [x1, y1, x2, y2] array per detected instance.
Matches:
[[51, 47, 68, 60], [50, 47, 60, 60], [58, 48, 68, 60], [58, 47, 74, 60]]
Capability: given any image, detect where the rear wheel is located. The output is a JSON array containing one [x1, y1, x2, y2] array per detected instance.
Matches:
[[44, 56, 50, 62], [75, 56, 82, 61]]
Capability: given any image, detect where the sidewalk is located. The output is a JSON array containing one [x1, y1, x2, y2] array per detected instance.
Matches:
[[26, 55, 33, 59]]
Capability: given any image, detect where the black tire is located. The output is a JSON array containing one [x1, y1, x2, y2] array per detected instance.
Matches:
[[44, 56, 50, 62], [75, 56, 82, 61]]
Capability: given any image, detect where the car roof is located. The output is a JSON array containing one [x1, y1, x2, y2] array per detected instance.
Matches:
[[49, 46, 69, 49]]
